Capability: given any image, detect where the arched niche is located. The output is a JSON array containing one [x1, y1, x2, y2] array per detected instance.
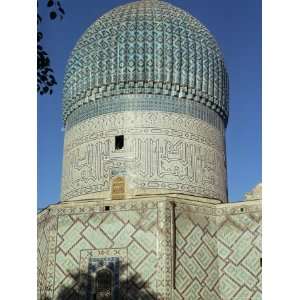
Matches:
[[94, 267, 113, 300]]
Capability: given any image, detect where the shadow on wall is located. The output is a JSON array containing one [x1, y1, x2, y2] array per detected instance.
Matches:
[[40, 263, 158, 300]]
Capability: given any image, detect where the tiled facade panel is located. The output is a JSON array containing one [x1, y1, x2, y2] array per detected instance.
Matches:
[[63, 0, 229, 126], [37, 199, 173, 300], [61, 111, 227, 202], [37, 214, 54, 299], [37, 198, 261, 300], [216, 213, 262, 300], [174, 204, 262, 300], [174, 206, 219, 299]]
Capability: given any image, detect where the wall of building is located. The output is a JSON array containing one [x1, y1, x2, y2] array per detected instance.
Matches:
[[38, 212, 53, 299], [173, 200, 262, 300], [61, 109, 227, 202], [37, 197, 261, 300], [37, 198, 173, 300]]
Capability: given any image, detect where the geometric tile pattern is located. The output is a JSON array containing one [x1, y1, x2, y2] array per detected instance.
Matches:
[[37, 212, 53, 299], [65, 94, 225, 132], [37, 198, 173, 300], [62, 111, 227, 202], [54, 211, 157, 299], [82, 251, 124, 300], [174, 202, 262, 300], [88, 257, 120, 299], [37, 197, 261, 300], [63, 0, 229, 126]]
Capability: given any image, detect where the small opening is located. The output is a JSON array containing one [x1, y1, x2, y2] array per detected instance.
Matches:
[[240, 207, 244, 212], [260, 258, 262, 267], [105, 206, 110, 211], [95, 268, 113, 299], [115, 135, 124, 150]]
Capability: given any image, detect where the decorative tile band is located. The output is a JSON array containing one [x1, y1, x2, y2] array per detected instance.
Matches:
[[65, 94, 225, 132], [37, 198, 261, 222], [62, 111, 227, 202], [157, 201, 173, 299]]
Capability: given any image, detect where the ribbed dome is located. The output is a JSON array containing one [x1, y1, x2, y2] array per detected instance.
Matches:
[[63, 0, 229, 127]]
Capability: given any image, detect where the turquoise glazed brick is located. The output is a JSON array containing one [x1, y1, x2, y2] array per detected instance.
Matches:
[[63, 0, 229, 127]]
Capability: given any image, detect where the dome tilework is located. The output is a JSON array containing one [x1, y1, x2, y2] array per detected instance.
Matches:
[[63, 0, 229, 126]]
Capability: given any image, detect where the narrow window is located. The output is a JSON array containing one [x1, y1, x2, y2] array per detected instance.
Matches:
[[115, 135, 124, 150], [95, 268, 113, 300], [260, 258, 262, 267]]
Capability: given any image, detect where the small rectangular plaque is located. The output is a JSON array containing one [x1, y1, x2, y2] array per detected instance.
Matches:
[[111, 176, 125, 200]]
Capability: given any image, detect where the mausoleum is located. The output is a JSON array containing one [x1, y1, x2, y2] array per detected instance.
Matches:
[[38, 1, 262, 299]]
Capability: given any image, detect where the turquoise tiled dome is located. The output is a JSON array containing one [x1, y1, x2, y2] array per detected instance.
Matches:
[[63, 0, 229, 126]]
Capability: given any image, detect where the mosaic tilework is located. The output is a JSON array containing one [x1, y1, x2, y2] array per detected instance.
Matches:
[[216, 213, 262, 300], [157, 201, 174, 298], [63, 0, 229, 126], [37, 197, 261, 300], [174, 202, 262, 300], [86, 256, 120, 299], [37, 212, 59, 299], [61, 111, 227, 202], [37, 212, 52, 298], [65, 94, 225, 131], [37, 198, 173, 300]]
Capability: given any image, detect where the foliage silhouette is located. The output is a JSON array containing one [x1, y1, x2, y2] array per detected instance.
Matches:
[[37, 1, 65, 95], [40, 262, 158, 300]]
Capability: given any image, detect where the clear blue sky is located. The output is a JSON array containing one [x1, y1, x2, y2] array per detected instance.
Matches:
[[38, 0, 261, 208]]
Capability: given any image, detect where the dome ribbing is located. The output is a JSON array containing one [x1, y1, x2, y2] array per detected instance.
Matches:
[[63, 0, 229, 126]]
